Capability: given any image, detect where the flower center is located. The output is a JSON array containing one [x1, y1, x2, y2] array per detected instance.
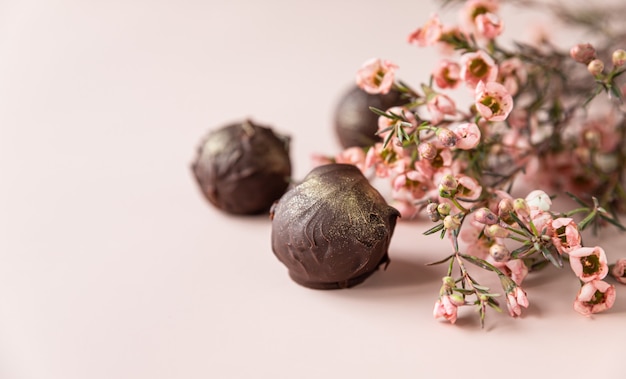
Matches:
[[556, 225, 569, 245], [472, 6, 489, 20], [469, 58, 489, 78], [581, 254, 600, 276], [588, 289, 606, 305], [380, 148, 397, 163], [374, 71, 384, 86], [480, 95, 501, 115]]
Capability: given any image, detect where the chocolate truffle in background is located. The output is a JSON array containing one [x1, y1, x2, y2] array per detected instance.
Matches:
[[270, 163, 400, 289], [333, 85, 405, 148], [192, 120, 292, 215]]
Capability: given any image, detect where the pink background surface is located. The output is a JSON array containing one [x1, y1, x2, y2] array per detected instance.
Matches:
[[1, 1, 625, 378]]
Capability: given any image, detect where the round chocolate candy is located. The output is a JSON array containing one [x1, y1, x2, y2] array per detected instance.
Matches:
[[333, 85, 405, 148], [270, 163, 400, 289], [192, 120, 291, 215]]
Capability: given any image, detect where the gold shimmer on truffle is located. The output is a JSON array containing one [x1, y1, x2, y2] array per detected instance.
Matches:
[[270, 164, 400, 289]]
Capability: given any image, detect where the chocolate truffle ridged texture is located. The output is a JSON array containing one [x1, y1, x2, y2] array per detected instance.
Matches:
[[334, 85, 405, 148], [270, 164, 400, 289], [192, 120, 291, 215]]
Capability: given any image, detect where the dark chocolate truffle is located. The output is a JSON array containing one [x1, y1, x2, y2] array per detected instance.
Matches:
[[192, 120, 291, 215], [270, 163, 400, 289], [334, 85, 405, 148]]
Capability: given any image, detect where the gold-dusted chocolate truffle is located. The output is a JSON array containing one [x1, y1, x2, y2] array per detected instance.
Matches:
[[270, 163, 400, 289], [334, 85, 405, 148], [192, 120, 291, 215]]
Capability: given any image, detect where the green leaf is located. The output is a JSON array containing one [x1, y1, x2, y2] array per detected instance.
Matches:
[[599, 213, 626, 231], [454, 288, 475, 295], [423, 222, 445, 235], [382, 128, 394, 149], [460, 254, 496, 272], [425, 254, 454, 266], [508, 211, 533, 235], [487, 299, 502, 313], [369, 106, 392, 118], [565, 192, 590, 208], [511, 244, 533, 259], [577, 210, 597, 231], [472, 283, 491, 292], [540, 246, 563, 268]]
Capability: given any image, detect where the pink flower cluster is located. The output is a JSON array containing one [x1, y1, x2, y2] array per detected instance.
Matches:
[[323, 0, 626, 326], [460, 189, 616, 319]]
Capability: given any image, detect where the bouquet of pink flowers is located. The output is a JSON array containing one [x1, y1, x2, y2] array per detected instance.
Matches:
[[321, 0, 626, 326]]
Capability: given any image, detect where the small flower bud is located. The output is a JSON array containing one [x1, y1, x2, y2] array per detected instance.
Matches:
[[570, 43, 596, 65], [474, 207, 499, 225], [498, 198, 514, 217], [442, 276, 455, 288], [436, 128, 458, 147], [484, 224, 509, 238], [449, 293, 465, 305], [439, 174, 458, 193], [437, 203, 451, 216], [443, 214, 461, 230], [593, 152, 619, 173], [612, 49, 626, 67], [513, 198, 530, 218], [583, 129, 601, 148], [587, 59, 604, 76], [489, 243, 511, 262], [418, 142, 437, 160], [426, 203, 440, 222]]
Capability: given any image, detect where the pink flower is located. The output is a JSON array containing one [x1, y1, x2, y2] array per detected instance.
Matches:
[[364, 142, 408, 178], [334, 147, 366, 172], [475, 81, 513, 122], [611, 259, 626, 284], [433, 294, 464, 324], [451, 122, 481, 150], [454, 174, 482, 209], [568, 246, 609, 283], [392, 199, 420, 219], [580, 116, 621, 153], [574, 280, 616, 316], [506, 286, 529, 317], [432, 60, 462, 89], [460, 223, 490, 259], [492, 258, 529, 285], [498, 58, 527, 96], [529, 209, 552, 235], [550, 218, 582, 254], [392, 169, 430, 199], [310, 153, 333, 168], [461, 0, 500, 33], [407, 14, 443, 47], [427, 93, 457, 125], [356, 58, 398, 95], [475, 12, 503, 39], [459, 50, 498, 89], [525, 189, 552, 211], [506, 259, 529, 286]]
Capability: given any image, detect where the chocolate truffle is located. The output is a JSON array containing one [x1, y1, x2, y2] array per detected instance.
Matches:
[[334, 85, 405, 148], [192, 120, 291, 215], [270, 163, 400, 289]]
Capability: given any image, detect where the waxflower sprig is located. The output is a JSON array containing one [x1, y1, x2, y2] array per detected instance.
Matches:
[[315, 0, 626, 326]]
